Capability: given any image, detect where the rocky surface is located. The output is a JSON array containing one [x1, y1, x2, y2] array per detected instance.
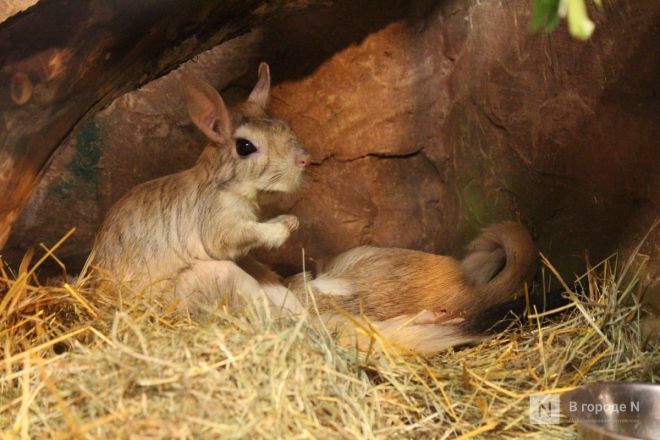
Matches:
[[2, 0, 658, 283], [0, 0, 36, 21]]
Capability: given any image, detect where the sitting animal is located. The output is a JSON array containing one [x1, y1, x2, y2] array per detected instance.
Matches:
[[90, 63, 308, 315], [284, 222, 539, 354]]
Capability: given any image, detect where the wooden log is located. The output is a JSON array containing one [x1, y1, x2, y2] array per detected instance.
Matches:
[[0, 0, 265, 249]]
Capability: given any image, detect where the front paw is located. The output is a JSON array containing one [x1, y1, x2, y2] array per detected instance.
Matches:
[[268, 214, 299, 232], [268, 222, 291, 248]]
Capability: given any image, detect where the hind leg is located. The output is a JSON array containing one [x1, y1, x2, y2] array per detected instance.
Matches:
[[175, 260, 268, 317], [238, 257, 306, 314]]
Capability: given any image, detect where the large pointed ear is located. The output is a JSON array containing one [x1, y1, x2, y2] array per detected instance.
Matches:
[[181, 73, 232, 144], [247, 62, 271, 108]]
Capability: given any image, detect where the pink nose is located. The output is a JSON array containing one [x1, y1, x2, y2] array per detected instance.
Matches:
[[294, 148, 310, 168]]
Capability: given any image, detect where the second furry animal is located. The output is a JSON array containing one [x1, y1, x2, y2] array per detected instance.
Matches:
[[286, 222, 537, 353], [91, 63, 309, 314]]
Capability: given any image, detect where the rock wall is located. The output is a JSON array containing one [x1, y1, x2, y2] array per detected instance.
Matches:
[[3, 0, 659, 281]]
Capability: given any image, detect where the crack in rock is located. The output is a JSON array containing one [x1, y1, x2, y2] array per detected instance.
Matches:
[[312, 147, 423, 165]]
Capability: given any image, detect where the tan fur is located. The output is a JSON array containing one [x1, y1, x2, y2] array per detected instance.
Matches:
[[290, 247, 472, 321], [285, 222, 537, 353], [90, 64, 534, 353], [90, 63, 309, 315]]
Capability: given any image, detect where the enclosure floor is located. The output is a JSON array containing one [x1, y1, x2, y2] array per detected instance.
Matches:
[[1, 253, 657, 438]]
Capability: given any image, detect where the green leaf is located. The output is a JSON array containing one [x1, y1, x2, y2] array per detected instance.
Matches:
[[544, 11, 561, 32], [531, 0, 561, 32]]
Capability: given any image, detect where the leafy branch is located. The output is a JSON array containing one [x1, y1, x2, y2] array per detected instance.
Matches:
[[531, 0, 603, 41]]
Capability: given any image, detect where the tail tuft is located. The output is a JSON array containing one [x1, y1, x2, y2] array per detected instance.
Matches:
[[460, 222, 538, 306]]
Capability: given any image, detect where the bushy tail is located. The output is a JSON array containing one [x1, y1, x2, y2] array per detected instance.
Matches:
[[460, 222, 538, 307]]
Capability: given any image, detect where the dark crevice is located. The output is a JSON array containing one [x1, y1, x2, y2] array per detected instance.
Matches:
[[311, 147, 423, 166]]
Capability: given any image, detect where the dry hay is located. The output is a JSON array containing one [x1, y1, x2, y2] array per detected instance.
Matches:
[[0, 229, 658, 439]]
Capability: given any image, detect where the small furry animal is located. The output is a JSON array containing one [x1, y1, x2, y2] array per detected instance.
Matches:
[[91, 63, 309, 314], [285, 222, 538, 354]]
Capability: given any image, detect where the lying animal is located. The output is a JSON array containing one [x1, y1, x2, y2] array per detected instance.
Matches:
[[283, 222, 539, 354]]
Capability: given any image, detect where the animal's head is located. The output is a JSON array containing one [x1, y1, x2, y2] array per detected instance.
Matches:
[[182, 63, 309, 194]]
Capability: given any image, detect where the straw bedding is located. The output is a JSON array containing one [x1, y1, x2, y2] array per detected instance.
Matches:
[[1, 230, 657, 439]]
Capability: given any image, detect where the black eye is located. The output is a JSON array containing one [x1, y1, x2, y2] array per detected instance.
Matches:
[[235, 138, 258, 157]]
